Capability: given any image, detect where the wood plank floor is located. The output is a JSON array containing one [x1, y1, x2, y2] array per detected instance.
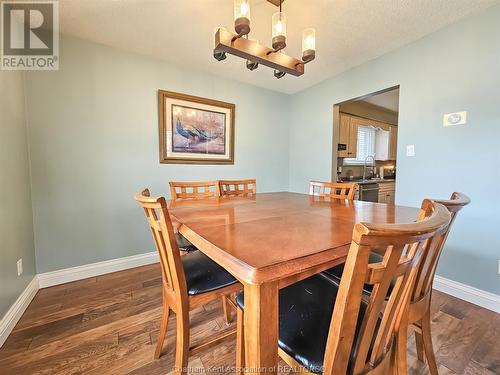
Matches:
[[0, 264, 498, 375]]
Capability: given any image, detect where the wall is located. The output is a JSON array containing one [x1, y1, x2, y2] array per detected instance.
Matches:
[[25, 36, 290, 273], [0, 71, 36, 318], [289, 6, 500, 294]]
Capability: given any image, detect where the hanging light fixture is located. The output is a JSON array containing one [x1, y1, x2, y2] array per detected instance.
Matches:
[[214, 0, 316, 78], [234, 0, 251, 36], [271, 4, 286, 51], [213, 27, 227, 61], [245, 37, 259, 70], [301, 28, 316, 63]]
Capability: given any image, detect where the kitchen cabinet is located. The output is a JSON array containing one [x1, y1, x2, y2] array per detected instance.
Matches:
[[378, 181, 396, 204], [375, 124, 398, 161], [338, 113, 358, 158], [389, 125, 398, 160]]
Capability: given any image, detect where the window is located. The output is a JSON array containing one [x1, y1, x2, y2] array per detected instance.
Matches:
[[344, 125, 376, 165]]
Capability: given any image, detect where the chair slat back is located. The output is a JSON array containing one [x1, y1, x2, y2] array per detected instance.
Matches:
[[169, 181, 220, 201], [412, 192, 470, 303], [309, 181, 356, 200], [135, 189, 187, 300], [219, 179, 257, 197], [322, 202, 451, 375]]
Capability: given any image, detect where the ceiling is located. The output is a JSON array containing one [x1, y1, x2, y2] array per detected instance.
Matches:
[[362, 89, 400, 112], [57, 0, 499, 94]]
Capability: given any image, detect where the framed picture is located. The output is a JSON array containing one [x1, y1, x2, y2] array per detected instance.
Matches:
[[158, 90, 235, 164]]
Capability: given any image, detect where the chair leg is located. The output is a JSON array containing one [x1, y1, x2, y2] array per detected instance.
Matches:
[[421, 311, 439, 375], [222, 295, 233, 324], [236, 307, 245, 374], [396, 325, 408, 375], [154, 303, 170, 359], [174, 309, 190, 375], [414, 326, 425, 362]]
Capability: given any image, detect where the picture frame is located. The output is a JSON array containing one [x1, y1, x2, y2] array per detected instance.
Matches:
[[158, 90, 235, 164]]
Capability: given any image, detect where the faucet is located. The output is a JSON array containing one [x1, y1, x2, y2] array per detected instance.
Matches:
[[363, 155, 376, 180]]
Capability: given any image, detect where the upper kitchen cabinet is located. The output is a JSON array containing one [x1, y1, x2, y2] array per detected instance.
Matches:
[[389, 125, 398, 160], [338, 113, 358, 158], [375, 123, 398, 161]]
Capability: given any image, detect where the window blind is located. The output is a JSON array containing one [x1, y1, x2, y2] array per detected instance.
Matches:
[[344, 125, 376, 165]]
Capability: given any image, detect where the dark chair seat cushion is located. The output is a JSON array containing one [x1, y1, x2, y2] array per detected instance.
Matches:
[[182, 251, 237, 295], [322, 252, 395, 296], [235, 274, 377, 374], [175, 233, 198, 252]]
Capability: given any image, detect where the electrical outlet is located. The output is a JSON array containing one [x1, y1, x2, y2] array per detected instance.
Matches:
[[17, 259, 23, 276]]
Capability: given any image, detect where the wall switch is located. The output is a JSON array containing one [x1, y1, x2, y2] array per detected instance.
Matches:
[[406, 145, 415, 157], [443, 111, 467, 127], [17, 259, 23, 276]]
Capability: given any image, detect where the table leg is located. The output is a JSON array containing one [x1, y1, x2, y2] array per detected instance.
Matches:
[[243, 281, 279, 375]]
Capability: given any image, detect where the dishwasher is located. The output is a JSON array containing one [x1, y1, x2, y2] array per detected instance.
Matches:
[[359, 183, 379, 202]]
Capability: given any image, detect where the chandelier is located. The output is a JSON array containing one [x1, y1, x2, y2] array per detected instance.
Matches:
[[213, 0, 316, 79]]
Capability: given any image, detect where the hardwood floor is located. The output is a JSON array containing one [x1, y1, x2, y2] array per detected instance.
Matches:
[[0, 264, 498, 375]]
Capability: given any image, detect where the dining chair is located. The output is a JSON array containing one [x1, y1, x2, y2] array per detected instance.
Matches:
[[309, 180, 357, 200], [169, 180, 220, 253], [235, 201, 451, 375], [218, 179, 257, 197], [169, 180, 219, 252], [396, 192, 470, 375], [135, 189, 241, 372], [169, 180, 221, 201], [169, 180, 235, 323]]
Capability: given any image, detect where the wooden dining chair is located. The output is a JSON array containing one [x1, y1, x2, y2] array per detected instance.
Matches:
[[219, 179, 257, 197], [169, 180, 220, 253], [135, 189, 241, 373], [235, 201, 451, 375], [396, 192, 470, 375], [309, 180, 357, 200], [169, 180, 235, 322], [169, 180, 221, 201]]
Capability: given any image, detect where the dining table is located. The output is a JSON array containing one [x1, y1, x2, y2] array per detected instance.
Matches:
[[168, 192, 420, 374]]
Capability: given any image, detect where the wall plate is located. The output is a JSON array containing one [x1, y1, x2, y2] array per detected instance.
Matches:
[[443, 111, 467, 127]]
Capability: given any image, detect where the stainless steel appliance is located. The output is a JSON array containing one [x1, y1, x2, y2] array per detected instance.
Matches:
[[359, 183, 379, 202]]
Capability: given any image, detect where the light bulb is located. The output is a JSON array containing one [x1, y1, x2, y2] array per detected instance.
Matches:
[[240, 2, 248, 16]]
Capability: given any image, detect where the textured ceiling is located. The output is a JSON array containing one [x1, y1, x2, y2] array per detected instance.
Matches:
[[57, 0, 499, 94]]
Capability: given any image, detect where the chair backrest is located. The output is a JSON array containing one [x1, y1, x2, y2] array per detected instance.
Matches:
[[219, 179, 256, 197], [169, 181, 220, 201], [322, 202, 451, 375], [411, 192, 470, 306], [309, 181, 356, 200], [135, 189, 187, 303]]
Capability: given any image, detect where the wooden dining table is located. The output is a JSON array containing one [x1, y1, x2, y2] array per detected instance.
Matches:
[[168, 192, 420, 374]]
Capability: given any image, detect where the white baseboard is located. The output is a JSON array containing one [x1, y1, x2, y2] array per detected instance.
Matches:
[[433, 275, 500, 313], [37, 252, 159, 288], [0, 276, 39, 347]]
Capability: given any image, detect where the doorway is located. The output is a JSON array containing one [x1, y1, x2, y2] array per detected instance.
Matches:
[[332, 86, 399, 203]]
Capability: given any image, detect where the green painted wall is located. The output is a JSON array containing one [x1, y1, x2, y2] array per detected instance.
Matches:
[[0, 71, 36, 318]]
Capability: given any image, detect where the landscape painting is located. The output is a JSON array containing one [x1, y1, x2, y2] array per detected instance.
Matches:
[[158, 90, 235, 164]]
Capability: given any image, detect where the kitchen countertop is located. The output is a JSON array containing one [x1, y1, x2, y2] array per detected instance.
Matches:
[[340, 178, 396, 185]]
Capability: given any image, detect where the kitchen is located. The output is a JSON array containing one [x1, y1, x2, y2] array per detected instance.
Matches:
[[335, 87, 399, 203]]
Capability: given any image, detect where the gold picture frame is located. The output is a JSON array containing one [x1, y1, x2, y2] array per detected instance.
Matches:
[[158, 90, 235, 164]]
